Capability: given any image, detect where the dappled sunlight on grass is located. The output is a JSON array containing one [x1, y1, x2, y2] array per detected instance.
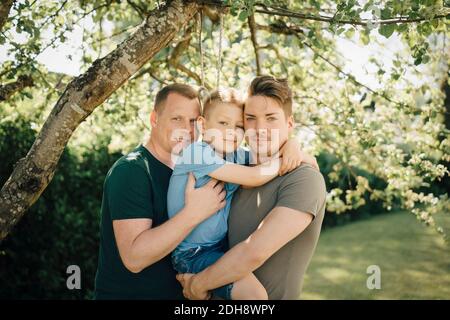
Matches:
[[301, 211, 450, 300]]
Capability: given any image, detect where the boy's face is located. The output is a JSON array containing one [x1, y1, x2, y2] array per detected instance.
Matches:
[[199, 102, 245, 154]]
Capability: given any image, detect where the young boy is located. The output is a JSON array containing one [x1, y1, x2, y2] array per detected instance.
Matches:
[[167, 88, 307, 300]]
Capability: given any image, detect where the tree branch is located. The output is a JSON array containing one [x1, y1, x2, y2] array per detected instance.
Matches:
[[255, 5, 450, 26], [126, 0, 146, 19], [168, 24, 208, 88], [130, 62, 169, 85], [0, 75, 34, 102], [248, 14, 261, 75], [0, 0, 200, 241], [258, 22, 406, 108], [258, 44, 288, 74], [0, 1, 112, 81], [256, 22, 304, 35], [301, 40, 402, 106], [203, 5, 220, 23]]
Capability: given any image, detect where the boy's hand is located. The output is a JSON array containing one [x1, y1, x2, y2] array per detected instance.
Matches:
[[279, 138, 319, 175]]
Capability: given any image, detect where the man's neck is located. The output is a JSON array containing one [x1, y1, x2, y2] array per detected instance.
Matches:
[[144, 137, 174, 169]]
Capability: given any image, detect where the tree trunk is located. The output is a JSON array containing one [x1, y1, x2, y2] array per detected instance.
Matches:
[[0, 0, 14, 32], [0, 0, 200, 241]]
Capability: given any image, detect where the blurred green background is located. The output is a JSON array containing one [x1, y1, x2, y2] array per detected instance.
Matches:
[[1, 0, 449, 299], [0, 115, 448, 299]]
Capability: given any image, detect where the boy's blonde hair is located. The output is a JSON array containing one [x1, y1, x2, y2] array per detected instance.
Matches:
[[200, 87, 244, 118]]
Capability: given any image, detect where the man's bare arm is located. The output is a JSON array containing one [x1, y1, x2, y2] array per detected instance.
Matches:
[[113, 209, 198, 273], [185, 206, 313, 295], [114, 175, 226, 273]]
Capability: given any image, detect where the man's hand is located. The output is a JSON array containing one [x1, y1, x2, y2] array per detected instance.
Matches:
[[183, 173, 226, 224], [279, 138, 319, 175], [176, 273, 211, 300]]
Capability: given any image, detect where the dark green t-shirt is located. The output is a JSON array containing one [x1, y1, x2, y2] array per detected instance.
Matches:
[[94, 145, 184, 299]]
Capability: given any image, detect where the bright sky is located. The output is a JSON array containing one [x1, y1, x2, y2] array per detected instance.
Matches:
[[1, 11, 440, 152], [0, 13, 415, 88]]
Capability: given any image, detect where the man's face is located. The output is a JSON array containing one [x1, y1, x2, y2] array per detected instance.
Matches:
[[244, 95, 293, 160], [151, 92, 201, 154]]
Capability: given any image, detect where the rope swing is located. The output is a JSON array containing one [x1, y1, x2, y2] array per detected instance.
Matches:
[[216, 12, 223, 89], [197, 8, 224, 91], [198, 10, 205, 89]]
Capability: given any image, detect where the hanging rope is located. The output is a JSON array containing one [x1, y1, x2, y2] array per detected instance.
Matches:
[[216, 12, 223, 89], [198, 10, 205, 88], [197, 10, 208, 115]]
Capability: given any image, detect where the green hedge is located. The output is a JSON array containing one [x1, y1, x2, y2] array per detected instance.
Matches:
[[0, 117, 121, 299]]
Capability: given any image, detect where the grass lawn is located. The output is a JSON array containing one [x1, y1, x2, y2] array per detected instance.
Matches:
[[301, 211, 450, 299]]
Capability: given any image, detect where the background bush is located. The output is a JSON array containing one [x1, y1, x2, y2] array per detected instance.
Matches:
[[0, 115, 121, 299]]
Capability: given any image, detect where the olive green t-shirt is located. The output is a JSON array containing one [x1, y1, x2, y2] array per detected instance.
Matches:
[[228, 164, 327, 300], [94, 145, 184, 299]]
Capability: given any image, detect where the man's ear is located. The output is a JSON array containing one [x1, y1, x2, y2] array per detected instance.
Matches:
[[287, 115, 295, 133], [196, 116, 206, 135], [150, 110, 158, 128]]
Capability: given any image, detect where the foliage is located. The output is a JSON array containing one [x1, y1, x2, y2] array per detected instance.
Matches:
[[0, 0, 449, 297], [0, 115, 121, 299], [1, 0, 449, 231], [0, 112, 408, 299]]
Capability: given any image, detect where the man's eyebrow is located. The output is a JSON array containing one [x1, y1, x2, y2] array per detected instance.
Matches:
[[244, 112, 279, 116]]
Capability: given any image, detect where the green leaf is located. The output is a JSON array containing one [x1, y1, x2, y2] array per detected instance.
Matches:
[[414, 56, 422, 65], [336, 27, 346, 35], [397, 24, 408, 32], [421, 54, 430, 64], [345, 28, 355, 38], [238, 11, 248, 22], [23, 91, 33, 99], [378, 24, 396, 38], [360, 31, 370, 45]]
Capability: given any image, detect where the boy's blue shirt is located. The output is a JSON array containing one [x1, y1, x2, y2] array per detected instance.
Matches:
[[167, 141, 250, 251]]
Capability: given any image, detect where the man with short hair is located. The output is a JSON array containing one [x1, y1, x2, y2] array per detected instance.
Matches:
[[94, 84, 227, 299], [177, 76, 327, 300]]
